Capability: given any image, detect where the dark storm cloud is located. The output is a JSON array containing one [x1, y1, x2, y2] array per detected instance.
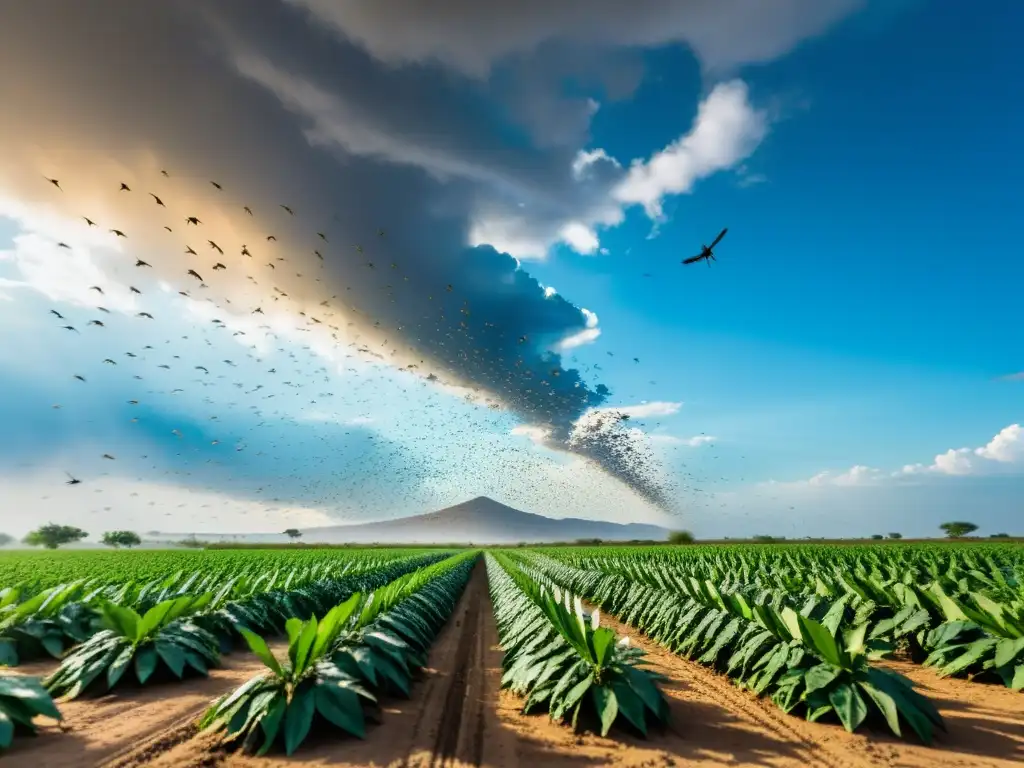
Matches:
[[1, 0, 860, 507]]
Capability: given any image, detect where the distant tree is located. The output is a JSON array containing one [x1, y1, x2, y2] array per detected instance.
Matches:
[[940, 521, 978, 538], [668, 530, 695, 545], [283, 528, 303, 540], [887, 532, 903, 540], [871, 534, 884, 540], [101, 530, 141, 549], [24, 524, 88, 550], [176, 536, 207, 549], [0, 533, 13, 547], [989, 532, 1011, 538]]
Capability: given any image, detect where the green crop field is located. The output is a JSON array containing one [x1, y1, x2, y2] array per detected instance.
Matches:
[[0, 542, 1021, 761]]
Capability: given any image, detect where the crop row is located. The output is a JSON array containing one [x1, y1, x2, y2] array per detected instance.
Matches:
[[517, 551, 947, 742], [2, 551, 473, 753], [486, 552, 668, 736], [554, 545, 1024, 690], [0, 550, 446, 666]]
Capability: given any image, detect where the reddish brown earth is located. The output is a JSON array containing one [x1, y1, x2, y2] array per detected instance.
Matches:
[[4, 564, 1022, 767]]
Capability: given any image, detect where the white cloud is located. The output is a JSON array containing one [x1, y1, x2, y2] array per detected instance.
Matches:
[[467, 214, 552, 260], [570, 401, 683, 439], [650, 433, 713, 447], [554, 306, 601, 350], [556, 327, 601, 350], [511, 424, 552, 445], [931, 448, 975, 476], [613, 80, 769, 219], [602, 401, 682, 419], [572, 148, 620, 179], [543, 285, 557, 298], [810, 465, 887, 487], [469, 80, 768, 261], [558, 221, 600, 254], [0, 199, 137, 313], [682, 434, 715, 447], [975, 424, 1023, 464], [784, 423, 1024, 488]]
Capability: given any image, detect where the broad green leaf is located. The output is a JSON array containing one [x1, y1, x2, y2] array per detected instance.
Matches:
[[828, 683, 868, 733], [843, 623, 868, 658], [804, 664, 840, 694], [1011, 664, 1024, 691], [0, 711, 13, 749], [611, 680, 647, 735], [284, 687, 315, 755], [102, 603, 141, 643], [864, 667, 941, 744], [856, 678, 901, 737], [106, 643, 135, 689], [134, 645, 158, 683], [797, 615, 843, 667], [156, 641, 186, 678], [241, 629, 283, 677], [622, 666, 666, 719], [292, 618, 318, 675], [994, 637, 1024, 668], [312, 594, 360, 660], [315, 684, 366, 738], [138, 601, 176, 639], [285, 617, 304, 661], [591, 685, 619, 737], [591, 627, 616, 668], [559, 673, 593, 717]]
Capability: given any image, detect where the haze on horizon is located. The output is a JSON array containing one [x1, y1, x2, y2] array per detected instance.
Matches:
[[1, 1, 1021, 542]]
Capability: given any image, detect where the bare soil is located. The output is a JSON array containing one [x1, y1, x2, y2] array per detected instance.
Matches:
[[4, 565, 1022, 767]]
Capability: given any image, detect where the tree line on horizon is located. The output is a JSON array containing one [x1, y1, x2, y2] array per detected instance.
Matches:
[[0, 521, 1014, 550]]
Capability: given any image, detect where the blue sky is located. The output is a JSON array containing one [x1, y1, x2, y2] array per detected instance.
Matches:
[[0, 1, 1021, 539]]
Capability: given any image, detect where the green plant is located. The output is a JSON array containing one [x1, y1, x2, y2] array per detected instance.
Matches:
[[521, 551, 947, 742], [0, 581, 96, 666], [200, 595, 372, 756], [202, 554, 475, 755], [921, 582, 1024, 689], [0, 675, 62, 749], [45, 594, 219, 698], [489, 554, 668, 736]]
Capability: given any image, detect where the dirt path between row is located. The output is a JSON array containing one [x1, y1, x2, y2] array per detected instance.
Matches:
[[126, 558, 511, 767], [3, 644, 280, 768], [580, 609, 1024, 768]]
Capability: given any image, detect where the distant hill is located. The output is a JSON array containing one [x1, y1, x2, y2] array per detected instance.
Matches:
[[297, 497, 671, 544], [146, 496, 671, 545]]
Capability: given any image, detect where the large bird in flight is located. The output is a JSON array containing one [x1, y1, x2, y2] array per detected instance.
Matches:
[[682, 228, 728, 267]]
